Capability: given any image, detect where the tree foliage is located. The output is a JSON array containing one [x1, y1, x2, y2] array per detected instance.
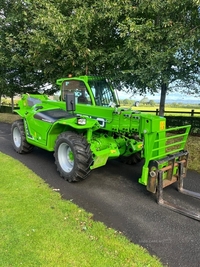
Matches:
[[115, 0, 200, 115], [0, 0, 199, 115], [0, 0, 47, 100]]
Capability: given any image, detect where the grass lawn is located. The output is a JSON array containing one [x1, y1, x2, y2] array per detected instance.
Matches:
[[0, 153, 163, 267], [0, 114, 163, 266], [0, 112, 20, 123]]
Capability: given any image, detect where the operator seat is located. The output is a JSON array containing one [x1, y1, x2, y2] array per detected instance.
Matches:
[[78, 92, 88, 104]]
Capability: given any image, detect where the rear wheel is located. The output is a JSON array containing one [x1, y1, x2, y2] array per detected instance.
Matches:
[[11, 120, 34, 153], [54, 131, 93, 182]]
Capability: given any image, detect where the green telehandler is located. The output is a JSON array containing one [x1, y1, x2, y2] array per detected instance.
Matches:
[[11, 75, 200, 220]]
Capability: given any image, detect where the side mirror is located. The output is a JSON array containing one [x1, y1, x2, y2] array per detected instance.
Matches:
[[65, 92, 76, 112]]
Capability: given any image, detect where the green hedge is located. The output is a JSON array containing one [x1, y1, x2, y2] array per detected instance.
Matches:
[[166, 116, 200, 135], [0, 106, 13, 113]]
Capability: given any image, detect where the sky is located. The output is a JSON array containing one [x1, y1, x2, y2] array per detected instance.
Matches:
[[117, 90, 200, 104]]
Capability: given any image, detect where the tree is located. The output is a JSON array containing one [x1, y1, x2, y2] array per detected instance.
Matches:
[[1, 0, 121, 92], [20, 0, 126, 77], [122, 99, 129, 105], [113, 0, 200, 115], [140, 96, 149, 105], [0, 0, 199, 116], [149, 100, 156, 106], [0, 0, 51, 102]]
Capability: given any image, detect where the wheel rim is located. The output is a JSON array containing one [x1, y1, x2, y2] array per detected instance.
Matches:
[[58, 143, 74, 173], [13, 127, 22, 148]]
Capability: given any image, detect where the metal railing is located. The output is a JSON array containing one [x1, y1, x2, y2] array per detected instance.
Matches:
[[135, 108, 200, 135], [141, 109, 200, 117]]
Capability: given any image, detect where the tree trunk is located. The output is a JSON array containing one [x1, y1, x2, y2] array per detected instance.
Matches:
[[0, 93, 2, 111], [11, 95, 14, 113], [159, 83, 167, 116]]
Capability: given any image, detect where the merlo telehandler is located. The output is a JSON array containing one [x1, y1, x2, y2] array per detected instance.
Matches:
[[11, 75, 200, 220]]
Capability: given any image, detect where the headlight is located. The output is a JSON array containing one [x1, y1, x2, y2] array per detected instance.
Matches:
[[77, 118, 86, 125]]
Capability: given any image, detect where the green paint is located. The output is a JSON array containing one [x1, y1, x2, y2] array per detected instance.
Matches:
[[13, 75, 190, 189]]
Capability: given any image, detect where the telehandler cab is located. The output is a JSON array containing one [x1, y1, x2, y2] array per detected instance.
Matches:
[[11, 75, 200, 220]]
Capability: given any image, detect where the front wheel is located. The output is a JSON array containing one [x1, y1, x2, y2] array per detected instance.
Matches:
[[11, 120, 34, 154], [54, 131, 93, 182]]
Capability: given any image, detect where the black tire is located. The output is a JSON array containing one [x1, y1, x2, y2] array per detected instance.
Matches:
[[54, 131, 93, 182], [11, 120, 34, 154], [120, 152, 142, 165]]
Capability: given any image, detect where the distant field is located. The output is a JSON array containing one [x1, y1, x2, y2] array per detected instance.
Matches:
[[131, 106, 200, 116], [131, 106, 200, 111]]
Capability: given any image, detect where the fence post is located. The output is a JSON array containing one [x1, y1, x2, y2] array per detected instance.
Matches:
[[191, 110, 194, 117], [156, 108, 159, 115]]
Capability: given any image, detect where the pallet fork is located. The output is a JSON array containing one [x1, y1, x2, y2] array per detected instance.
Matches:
[[148, 151, 200, 221]]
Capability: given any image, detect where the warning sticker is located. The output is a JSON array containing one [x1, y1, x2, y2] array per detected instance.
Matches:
[[160, 121, 165, 130]]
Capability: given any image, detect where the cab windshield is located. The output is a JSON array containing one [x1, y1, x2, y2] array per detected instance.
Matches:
[[88, 79, 119, 107]]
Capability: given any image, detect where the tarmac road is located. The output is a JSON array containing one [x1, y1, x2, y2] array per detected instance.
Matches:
[[0, 122, 200, 267]]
